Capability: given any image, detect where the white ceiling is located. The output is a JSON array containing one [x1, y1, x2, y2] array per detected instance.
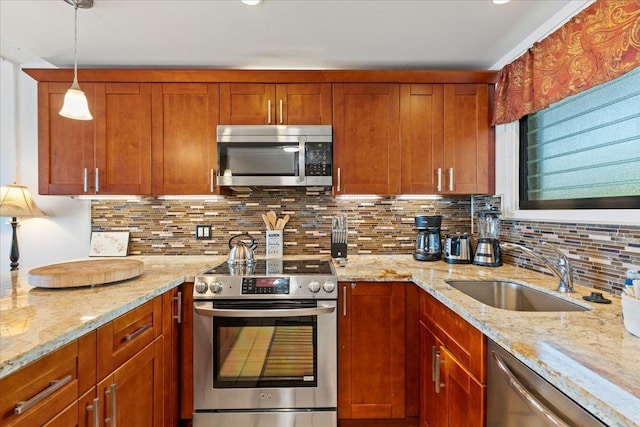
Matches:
[[1, 0, 592, 70]]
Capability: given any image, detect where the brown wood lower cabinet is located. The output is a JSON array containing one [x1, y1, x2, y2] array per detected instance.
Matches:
[[97, 338, 164, 427], [338, 281, 419, 427], [0, 290, 179, 427], [419, 290, 486, 427]]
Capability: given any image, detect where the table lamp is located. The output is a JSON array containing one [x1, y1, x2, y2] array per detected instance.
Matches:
[[0, 184, 46, 270]]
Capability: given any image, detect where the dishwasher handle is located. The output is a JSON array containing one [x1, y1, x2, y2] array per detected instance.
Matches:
[[492, 351, 570, 427]]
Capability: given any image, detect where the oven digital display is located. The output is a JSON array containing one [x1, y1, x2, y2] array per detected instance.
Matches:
[[242, 277, 290, 294]]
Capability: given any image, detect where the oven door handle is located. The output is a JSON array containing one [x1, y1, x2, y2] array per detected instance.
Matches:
[[194, 302, 335, 318]]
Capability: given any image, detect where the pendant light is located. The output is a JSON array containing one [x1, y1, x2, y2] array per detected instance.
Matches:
[[59, 0, 94, 120]]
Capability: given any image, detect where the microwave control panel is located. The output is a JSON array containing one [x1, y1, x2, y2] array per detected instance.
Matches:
[[305, 142, 332, 176]]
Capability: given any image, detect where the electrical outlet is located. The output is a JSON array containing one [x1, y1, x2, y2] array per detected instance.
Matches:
[[195, 225, 212, 240]]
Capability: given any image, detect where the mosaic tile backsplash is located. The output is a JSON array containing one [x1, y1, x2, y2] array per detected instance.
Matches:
[[92, 190, 639, 295]]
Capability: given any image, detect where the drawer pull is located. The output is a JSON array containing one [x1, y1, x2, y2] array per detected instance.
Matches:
[[14, 374, 73, 415], [124, 323, 153, 342]]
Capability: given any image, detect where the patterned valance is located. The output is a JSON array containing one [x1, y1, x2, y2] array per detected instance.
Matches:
[[494, 0, 640, 125]]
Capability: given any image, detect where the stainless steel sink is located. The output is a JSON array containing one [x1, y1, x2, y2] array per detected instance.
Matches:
[[445, 280, 589, 312]]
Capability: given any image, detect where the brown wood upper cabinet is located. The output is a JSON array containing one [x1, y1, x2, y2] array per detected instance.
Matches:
[[151, 83, 219, 194], [219, 83, 332, 125], [38, 82, 152, 195], [333, 84, 401, 195], [400, 84, 494, 195]]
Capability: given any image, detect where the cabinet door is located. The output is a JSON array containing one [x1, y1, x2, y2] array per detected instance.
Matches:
[[180, 282, 194, 421], [37, 82, 96, 195], [333, 83, 400, 195], [400, 84, 444, 194], [275, 83, 332, 125], [219, 83, 275, 124], [440, 346, 485, 427], [98, 339, 164, 427], [151, 83, 219, 194], [420, 322, 446, 427], [94, 83, 152, 195], [443, 84, 494, 195], [162, 287, 182, 427], [338, 282, 405, 419]]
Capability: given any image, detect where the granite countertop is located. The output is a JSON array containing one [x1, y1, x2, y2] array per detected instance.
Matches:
[[336, 255, 640, 427], [1, 254, 638, 426]]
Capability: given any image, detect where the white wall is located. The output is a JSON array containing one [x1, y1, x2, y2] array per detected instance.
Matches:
[[0, 59, 91, 271]]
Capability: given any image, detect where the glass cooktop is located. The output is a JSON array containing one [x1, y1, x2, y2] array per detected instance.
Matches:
[[202, 259, 333, 276]]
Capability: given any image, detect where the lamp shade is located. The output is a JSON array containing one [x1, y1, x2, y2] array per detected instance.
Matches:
[[59, 80, 93, 120], [0, 185, 46, 218]]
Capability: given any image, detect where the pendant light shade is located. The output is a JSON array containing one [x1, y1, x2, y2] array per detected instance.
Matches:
[[59, 0, 93, 121]]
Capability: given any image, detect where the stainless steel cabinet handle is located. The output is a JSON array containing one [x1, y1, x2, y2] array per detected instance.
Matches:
[[337, 167, 341, 192], [195, 302, 335, 318], [86, 397, 100, 427], [448, 167, 454, 192], [95, 168, 100, 193], [279, 99, 284, 124], [343, 285, 347, 316], [105, 383, 117, 427], [268, 99, 272, 124], [492, 351, 570, 427], [436, 168, 442, 192], [210, 169, 215, 193], [14, 374, 73, 415], [173, 291, 182, 324], [83, 168, 89, 193], [434, 351, 443, 393], [124, 323, 153, 341], [431, 345, 437, 382]]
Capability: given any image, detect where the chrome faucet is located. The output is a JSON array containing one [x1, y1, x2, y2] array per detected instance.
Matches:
[[501, 242, 575, 293]]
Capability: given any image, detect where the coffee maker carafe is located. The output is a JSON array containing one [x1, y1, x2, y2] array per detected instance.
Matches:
[[413, 215, 442, 261], [473, 212, 502, 267]]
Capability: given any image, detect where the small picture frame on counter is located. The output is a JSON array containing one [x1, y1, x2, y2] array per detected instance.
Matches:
[[89, 232, 130, 257]]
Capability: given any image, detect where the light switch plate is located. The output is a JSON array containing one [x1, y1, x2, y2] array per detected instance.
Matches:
[[195, 225, 212, 240]]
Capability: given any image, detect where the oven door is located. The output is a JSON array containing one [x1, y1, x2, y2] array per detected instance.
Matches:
[[193, 299, 337, 411]]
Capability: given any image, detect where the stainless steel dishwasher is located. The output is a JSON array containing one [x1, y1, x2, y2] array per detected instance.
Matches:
[[487, 339, 607, 427]]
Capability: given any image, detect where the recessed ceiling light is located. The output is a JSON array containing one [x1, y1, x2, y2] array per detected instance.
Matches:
[[241, 0, 263, 5], [492, 0, 511, 4]]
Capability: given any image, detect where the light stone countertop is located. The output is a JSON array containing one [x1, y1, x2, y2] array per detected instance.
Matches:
[[336, 255, 640, 427], [1, 254, 638, 426]]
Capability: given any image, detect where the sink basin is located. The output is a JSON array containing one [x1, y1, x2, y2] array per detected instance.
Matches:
[[445, 280, 589, 312]]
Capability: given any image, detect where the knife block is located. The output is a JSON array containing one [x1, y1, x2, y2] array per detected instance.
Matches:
[[331, 241, 347, 259], [331, 229, 347, 259]]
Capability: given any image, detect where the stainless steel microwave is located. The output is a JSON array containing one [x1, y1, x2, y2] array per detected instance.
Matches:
[[216, 125, 333, 187]]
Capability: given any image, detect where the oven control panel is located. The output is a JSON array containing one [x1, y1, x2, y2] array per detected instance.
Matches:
[[241, 277, 290, 294]]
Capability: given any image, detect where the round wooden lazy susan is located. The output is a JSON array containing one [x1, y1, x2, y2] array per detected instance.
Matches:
[[28, 259, 144, 289]]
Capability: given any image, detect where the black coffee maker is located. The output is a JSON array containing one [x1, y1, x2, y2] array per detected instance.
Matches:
[[413, 215, 442, 261]]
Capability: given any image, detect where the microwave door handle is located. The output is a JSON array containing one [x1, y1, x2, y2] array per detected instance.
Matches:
[[194, 302, 335, 318], [298, 136, 306, 184]]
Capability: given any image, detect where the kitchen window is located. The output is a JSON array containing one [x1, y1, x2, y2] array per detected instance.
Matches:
[[518, 66, 640, 209]]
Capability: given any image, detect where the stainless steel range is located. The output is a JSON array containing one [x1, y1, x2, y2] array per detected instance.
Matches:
[[192, 258, 338, 427]]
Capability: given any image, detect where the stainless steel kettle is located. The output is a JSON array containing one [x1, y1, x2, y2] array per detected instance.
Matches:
[[227, 233, 257, 265], [443, 233, 473, 264]]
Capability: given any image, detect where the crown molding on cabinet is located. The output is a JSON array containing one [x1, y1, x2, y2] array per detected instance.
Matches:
[[23, 68, 499, 84]]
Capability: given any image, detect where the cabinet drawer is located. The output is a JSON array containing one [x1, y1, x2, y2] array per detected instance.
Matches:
[[420, 291, 486, 382], [0, 342, 79, 427], [97, 297, 162, 380]]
